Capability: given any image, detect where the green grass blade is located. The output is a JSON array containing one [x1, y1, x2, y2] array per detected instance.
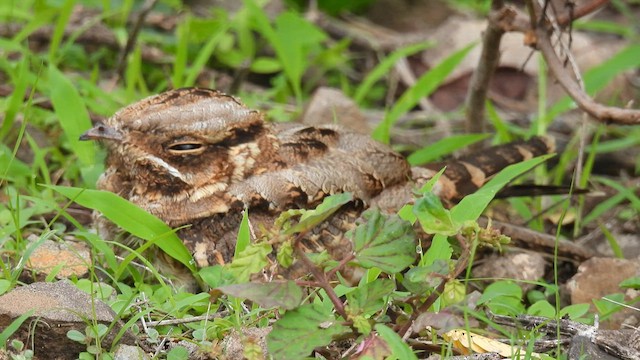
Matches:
[[353, 42, 433, 105], [452, 154, 554, 222], [46, 185, 196, 273], [0, 310, 35, 346], [185, 22, 230, 86], [372, 43, 475, 143], [47, 64, 95, 165], [48, 0, 75, 64], [407, 133, 489, 165]]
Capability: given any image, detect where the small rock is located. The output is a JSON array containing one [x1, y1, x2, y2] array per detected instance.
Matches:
[[113, 344, 150, 360], [24, 238, 91, 281], [566, 257, 640, 329], [473, 252, 546, 292], [221, 326, 271, 360], [0, 281, 136, 359], [301, 87, 370, 134]]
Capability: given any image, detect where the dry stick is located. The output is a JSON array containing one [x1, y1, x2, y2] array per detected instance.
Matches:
[[115, 0, 160, 81], [491, 313, 640, 360], [145, 312, 230, 327], [534, 22, 640, 124], [555, 0, 610, 27], [464, 1, 510, 142], [477, 217, 594, 261], [293, 241, 349, 320]]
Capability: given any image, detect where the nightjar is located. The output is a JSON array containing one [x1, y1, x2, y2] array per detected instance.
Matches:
[[80, 88, 554, 286]]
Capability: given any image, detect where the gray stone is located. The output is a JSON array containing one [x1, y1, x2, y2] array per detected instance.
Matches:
[[0, 281, 136, 359]]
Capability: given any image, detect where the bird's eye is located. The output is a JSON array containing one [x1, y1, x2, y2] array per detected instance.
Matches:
[[167, 142, 205, 154]]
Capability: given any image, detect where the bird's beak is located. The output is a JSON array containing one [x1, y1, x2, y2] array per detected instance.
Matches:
[[79, 123, 123, 141]]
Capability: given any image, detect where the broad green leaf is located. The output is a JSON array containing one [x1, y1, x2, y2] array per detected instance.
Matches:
[[354, 41, 433, 104], [373, 43, 475, 143], [594, 293, 624, 316], [251, 57, 282, 74], [167, 346, 189, 360], [620, 277, 640, 289], [199, 265, 235, 288], [413, 192, 457, 235], [345, 278, 395, 316], [374, 324, 418, 360], [352, 209, 417, 273], [216, 281, 303, 310], [66, 329, 87, 343], [451, 154, 554, 222], [46, 185, 195, 272], [0, 144, 31, 181], [477, 281, 524, 316], [559, 303, 590, 320], [267, 303, 349, 360], [286, 192, 353, 234], [227, 242, 272, 282], [407, 134, 490, 165], [402, 260, 449, 295], [527, 300, 556, 318], [1, 56, 30, 140], [0, 279, 11, 296], [48, 65, 95, 165]]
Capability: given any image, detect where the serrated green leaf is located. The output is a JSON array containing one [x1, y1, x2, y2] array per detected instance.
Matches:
[[413, 192, 457, 235], [351, 315, 372, 335], [199, 265, 235, 288], [46, 185, 195, 273], [227, 242, 272, 282], [276, 239, 294, 268], [267, 303, 349, 360], [346, 278, 395, 316], [352, 209, 417, 273], [402, 260, 449, 295], [286, 192, 353, 234], [216, 281, 303, 310], [48, 65, 95, 165]]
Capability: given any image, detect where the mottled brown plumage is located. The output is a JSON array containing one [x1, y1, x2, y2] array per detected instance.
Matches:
[[80, 88, 554, 285]]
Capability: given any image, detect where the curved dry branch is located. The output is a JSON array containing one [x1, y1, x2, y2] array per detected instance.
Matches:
[[535, 27, 640, 125]]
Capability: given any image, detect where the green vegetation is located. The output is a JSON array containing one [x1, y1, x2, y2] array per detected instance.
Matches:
[[1, 0, 638, 358]]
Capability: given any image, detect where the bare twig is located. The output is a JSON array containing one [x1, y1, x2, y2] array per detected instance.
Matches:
[[535, 27, 640, 124], [115, 0, 160, 80], [491, 313, 640, 360], [555, 0, 609, 27], [145, 312, 230, 327], [465, 1, 512, 140], [294, 240, 349, 320], [477, 217, 594, 261]]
